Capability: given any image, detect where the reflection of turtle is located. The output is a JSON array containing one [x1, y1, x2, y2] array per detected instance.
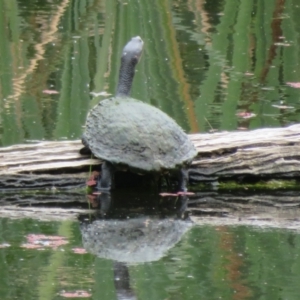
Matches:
[[81, 36, 197, 191], [80, 217, 193, 263]]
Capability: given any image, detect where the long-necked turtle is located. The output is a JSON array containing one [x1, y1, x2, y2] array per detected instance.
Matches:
[[81, 36, 197, 191]]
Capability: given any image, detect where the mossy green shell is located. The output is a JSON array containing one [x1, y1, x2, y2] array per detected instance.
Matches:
[[82, 97, 197, 172]]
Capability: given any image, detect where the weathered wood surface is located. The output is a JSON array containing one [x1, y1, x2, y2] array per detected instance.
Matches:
[[0, 124, 300, 189], [189, 123, 300, 181]]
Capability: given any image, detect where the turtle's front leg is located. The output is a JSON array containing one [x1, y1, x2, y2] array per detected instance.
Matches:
[[97, 161, 114, 190], [178, 168, 188, 192]]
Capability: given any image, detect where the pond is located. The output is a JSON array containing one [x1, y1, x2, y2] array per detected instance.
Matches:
[[1, 213, 300, 300], [1, 0, 300, 299], [1, 0, 300, 146]]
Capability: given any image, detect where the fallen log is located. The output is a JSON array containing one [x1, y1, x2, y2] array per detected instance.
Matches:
[[1, 124, 300, 190]]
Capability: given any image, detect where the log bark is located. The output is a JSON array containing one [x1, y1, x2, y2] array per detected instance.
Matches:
[[189, 123, 300, 182], [1, 124, 300, 190]]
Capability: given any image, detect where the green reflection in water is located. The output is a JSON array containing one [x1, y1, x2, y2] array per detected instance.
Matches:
[[1, 0, 300, 146], [131, 225, 300, 300], [1, 217, 300, 300]]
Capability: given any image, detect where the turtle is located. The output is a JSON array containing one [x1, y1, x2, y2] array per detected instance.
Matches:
[[81, 36, 197, 192]]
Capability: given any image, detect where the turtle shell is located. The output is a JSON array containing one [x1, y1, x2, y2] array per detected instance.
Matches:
[[82, 97, 197, 172]]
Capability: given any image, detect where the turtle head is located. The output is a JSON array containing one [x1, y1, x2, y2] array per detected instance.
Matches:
[[121, 36, 144, 65], [116, 36, 144, 97]]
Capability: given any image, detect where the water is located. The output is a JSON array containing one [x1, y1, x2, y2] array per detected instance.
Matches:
[[1, 0, 300, 299], [1, 0, 300, 146], [1, 216, 300, 300], [0, 190, 299, 299]]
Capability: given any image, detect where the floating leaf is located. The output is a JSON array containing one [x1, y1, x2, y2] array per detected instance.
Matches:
[[261, 87, 274, 90], [90, 91, 111, 97], [59, 290, 92, 298], [86, 179, 96, 186], [86, 171, 99, 186], [286, 82, 300, 88], [236, 112, 256, 119], [159, 192, 179, 197], [92, 192, 102, 195], [272, 104, 294, 109], [21, 234, 68, 249], [72, 248, 88, 254], [21, 243, 43, 249], [42, 89, 59, 94], [177, 191, 195, 196], [274, 42, 291, 47]]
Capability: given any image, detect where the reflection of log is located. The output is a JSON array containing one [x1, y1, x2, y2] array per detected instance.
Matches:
[[1, 124, 300, 190], [187, 191, 300, 229], [1, 191, 300, 229]]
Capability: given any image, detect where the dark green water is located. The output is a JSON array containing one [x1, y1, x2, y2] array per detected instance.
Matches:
[[1, 0, 300, 299], [1, 0, 300, 146], [1, 217, 300, 300]]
